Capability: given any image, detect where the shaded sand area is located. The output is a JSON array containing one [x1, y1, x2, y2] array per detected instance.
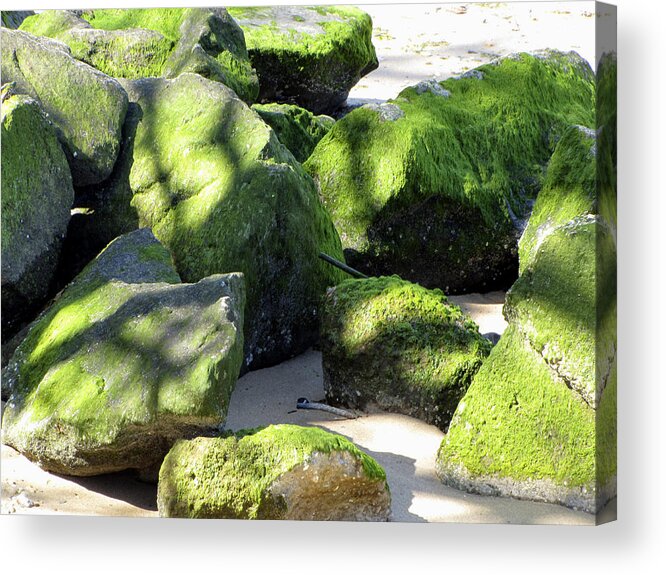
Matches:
[[1, 292, 597, 524]]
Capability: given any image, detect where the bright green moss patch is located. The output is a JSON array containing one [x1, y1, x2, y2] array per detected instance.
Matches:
[[321, 276, 491, 429], [437, 325, 597, 488], [252, 103, 334, 163], [518, 125, 597, 271], [81, 8, 185, 42], [157, 424, 388, 519]]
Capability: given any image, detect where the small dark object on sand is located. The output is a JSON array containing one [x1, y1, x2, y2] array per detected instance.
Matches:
[[296, 397, 358, 419]]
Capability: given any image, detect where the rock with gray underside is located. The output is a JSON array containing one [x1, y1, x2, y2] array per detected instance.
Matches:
[[1, 28, 128, 186]]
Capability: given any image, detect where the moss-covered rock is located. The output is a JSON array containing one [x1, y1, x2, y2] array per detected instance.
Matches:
[[228, 5, 378, 115], [106, 73, 345, 370], [518, 125, 597, 271], [320, 276, 491, 430], [19, 8, 259, 104], [1, 93, 74, 340], [1, 10, 34, 29], [437, 120, 617, 512], [436, 325, 614, 514], [1, 28, 128, 187], [157, 424, 390, 520], [305, 51, 595, 294], [1, 229, 245, 476], [252, 103, 334, 163]]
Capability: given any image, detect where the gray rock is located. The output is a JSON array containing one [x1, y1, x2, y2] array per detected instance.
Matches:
[[1, 28, 128, 186], [1, 229, 245, 476]]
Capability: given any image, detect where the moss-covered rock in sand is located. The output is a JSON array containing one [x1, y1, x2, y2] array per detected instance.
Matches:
[[305, 51, 595, 294], [1, 229, 245, 476], [1, 28, 128, 187], [1, 93, 74, 340], [19, 8, 259, 104], [1, 10, 34, 29], [320, 276, 491, 430], [437, 125, 617, 513], [110, 73, 345, 370], [157, 424, 390, 520], [252, 103, 335, 163], [228, 5, 378, 115]]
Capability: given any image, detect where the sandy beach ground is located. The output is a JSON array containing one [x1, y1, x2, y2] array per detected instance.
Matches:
[[1, 3, 608, 523]]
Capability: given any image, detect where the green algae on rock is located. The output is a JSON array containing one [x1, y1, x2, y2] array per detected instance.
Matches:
[[228, 5, 378, 115], [20, 8, 259, 104], [320, 276, 491, 430], [157, 424, 390, 520], [1, 28, 128, 187], [437, 109, 617, 512], [1, 229, 245, 476], [116, 73, 345, 370], [252, 103, 335, 163], [304, 50, 595, 294], [1, 93, 74, 342]]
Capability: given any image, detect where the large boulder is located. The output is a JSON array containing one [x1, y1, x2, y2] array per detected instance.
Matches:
[[157, 424, 391, 520], [88, 73, 344, 371], [320, 276, 491, 430], [1, 28, 128, 187], [1, 91, 74, 340], [304, 51, 595, 294], [436, 124, 617, 514], [20, 8, 259, 103], [1, 229, 245, 476], [252, 103, 335, 163], [227, 5, 378, 115]]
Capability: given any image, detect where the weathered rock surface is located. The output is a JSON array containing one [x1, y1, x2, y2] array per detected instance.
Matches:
[[106, 73, 345, 370], [1, 229, 245, 476], [228, 5, 378, 115], [1, 92, 74, 340], [157, 424, 391, 520], [252, 103, 335, 163], [305, 50, 595, 294], [20, 8, 259, 103], [436, 116, 617, 513], [1, 28, 128, 187], [320, 276, 491, 431]]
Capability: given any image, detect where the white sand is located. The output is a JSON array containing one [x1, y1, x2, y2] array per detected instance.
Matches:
[[348, 2, 597, 105]]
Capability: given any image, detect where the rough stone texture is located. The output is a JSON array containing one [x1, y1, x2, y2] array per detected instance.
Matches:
[[437, 104, 617, 513], [228, 5, 378, 115], [1, 10, 34, 29], [108, 73, 345, 371], [1, 229, 245, 476], [157, 424, 391, 520], [252, 103, 335, 163], [1, 28, 128, 187], [305, 50, 595, 294], [1, 93, 74, 340], [20, 8, 259, 104], [320, 276, 491, 431]]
